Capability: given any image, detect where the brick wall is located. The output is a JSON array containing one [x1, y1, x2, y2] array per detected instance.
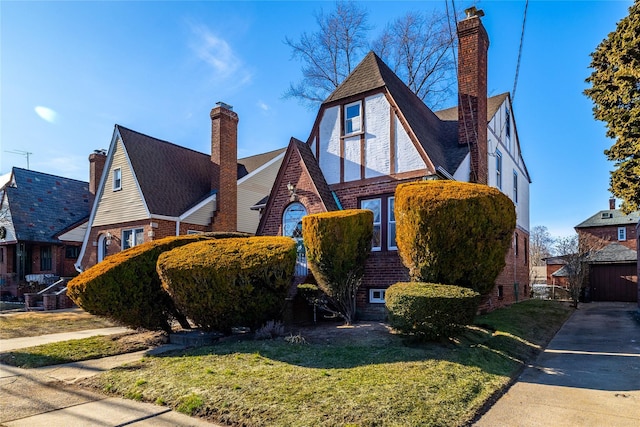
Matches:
[[89, 151, 107, 197], [577, 225, 637, 251], [210, 104, 238, 232]]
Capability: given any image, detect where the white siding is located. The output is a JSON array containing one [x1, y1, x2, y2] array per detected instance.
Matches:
[[344, 135, 360, 182], [237, 154, 284, 234], [93, 138, 149, 226], [395, 115, 426, 173], [364, 93, 390, 178], [453, 154, 471, 181], [58, 221, 88, 242], [319, 106, 341, 184], [181, 200, 215, 226]]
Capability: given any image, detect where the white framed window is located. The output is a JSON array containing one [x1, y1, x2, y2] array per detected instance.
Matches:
[[122, 228, 144, 250], [618, 227, 627, 241], [360, 198, 381, 251], [283, 202, 307, 240], [344, 101, 362, 135], [496, 150, 502, 190], [513, 170, 518, 203], [113, 168, 122, 191], [369, 288, 386, 303], [388, 197, 397, 250]]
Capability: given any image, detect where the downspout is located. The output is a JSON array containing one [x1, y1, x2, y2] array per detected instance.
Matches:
[[176, 220, 180, 236]]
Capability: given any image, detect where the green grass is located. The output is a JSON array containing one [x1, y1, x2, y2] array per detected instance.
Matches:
[[0, 310, 116, 339], [0, 333, 150, 368], [78, 300, 572, 426]]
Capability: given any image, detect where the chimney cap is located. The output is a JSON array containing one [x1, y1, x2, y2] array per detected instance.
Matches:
[[93, 149, 107, 156], [464, 6, 485, 19], [216, 101, 234, 111]]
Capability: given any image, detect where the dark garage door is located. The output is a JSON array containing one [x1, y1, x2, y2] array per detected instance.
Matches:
[[589, 263, 638, 302]]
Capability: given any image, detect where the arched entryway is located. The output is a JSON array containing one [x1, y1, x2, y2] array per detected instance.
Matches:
[[283, 202, 307, 277]]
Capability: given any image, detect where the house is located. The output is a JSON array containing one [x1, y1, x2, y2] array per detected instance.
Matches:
[[574, 199, 639, 302], [0, 168, 91, 299], [257, 7, 531, 319], [75, 103, 285, 271]]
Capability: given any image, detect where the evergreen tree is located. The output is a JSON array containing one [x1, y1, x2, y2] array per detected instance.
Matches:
[[585, 1, 640, 213]]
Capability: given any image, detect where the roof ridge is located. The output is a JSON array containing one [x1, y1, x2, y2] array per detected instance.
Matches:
[[11, 166, 89, 185], [115, 124, 209, 157]]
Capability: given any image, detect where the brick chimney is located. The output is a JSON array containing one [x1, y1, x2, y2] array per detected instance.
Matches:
[[210, 102, 238, 232], [609, 198, 616, 210], [457, 6, 489, 184], [88, 149, 107, 196]]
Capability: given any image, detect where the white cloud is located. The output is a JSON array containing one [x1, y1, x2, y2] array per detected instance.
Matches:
[[34, 106, 58, 123], [257, 100, 270, 112], [188, 23, 252, 85]]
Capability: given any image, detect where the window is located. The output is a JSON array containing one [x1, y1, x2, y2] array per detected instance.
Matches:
[[498, 285, 504, 299], [524, 237, 528, 265], [496, 150, 502, 190], [505, 108, 511, 140], [360, 195, 396, 251], [344, 101, 362, 135], [369, 289, 386, 303], [122, 228, 144, 250], [65, 246, 80, 259], [388, 197, 397, 250], [514, 232, 519, 257], [360, 198, 382, 251], [513, 171, 518, 203], [40, 246, 52, 271], [618, 227, 627, 241], [283, 203, 307, 240], [113, 168, 122, 191], [0, 247, 3, 263]]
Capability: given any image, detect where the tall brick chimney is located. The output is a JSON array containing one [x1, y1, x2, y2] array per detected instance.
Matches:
[[88, 149, 106, 196], [457, 7, 489, 184], [609, 198, 616, 210], [210, 102, 238, 232]]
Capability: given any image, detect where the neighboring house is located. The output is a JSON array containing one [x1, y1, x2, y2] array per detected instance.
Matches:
[[0, 168, 91, 299], [257, 8, 531, 319], [76, 103, 284, 271], [544, 256, 570, 288], [574, 199, 639, 302]]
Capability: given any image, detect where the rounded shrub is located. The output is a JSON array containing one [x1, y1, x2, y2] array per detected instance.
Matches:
[[157, 236, 297, 333], [302, 209, 373, 324], [395, 180, 515, 295], [67, 232, 249, 331], [385, 282, 480, 340]]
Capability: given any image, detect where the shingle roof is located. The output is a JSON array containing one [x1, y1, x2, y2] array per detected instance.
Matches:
[[322, 51, 469, 175], [434, 93, 509, 122], [588, 242, 637, 264], [4, 168, 91, 243], [238, 147, 286, 176], [575, 209, 640, 228], [293, 138, 339, 211]]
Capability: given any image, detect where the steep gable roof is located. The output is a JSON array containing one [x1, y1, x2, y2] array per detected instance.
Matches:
[[575, 209, 640, 229], [3, 168, 91, 243], [293, 138, 339, 212], [117, 126, 214, 217]]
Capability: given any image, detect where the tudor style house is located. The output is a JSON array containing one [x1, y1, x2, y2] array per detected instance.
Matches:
[[257, 8, 531, 319], [75, 103, 285, 271], [574, 199, 639, 302], [0, 168, 91, 299]]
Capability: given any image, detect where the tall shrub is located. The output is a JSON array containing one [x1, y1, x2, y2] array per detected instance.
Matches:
[[302, 209, 373, 324], [157, 236, 296, 333], [395, 181, 515, 295], [67, 232, 249, 332]]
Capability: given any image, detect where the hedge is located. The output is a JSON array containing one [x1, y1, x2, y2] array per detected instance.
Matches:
[[302, 209, 373, 324], [157, 236, 297, 333], [395, 181, 515, 295], [67, 232, 249, 332], [385, 282, 480, 340]]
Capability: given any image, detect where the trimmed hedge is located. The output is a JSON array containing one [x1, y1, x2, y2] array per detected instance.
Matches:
[[395, 181, 515, 295], [385, 282, 480, 340], [302, 209, 373, 324], [67, 232, 249, 332], [157, 236, 297, 333]]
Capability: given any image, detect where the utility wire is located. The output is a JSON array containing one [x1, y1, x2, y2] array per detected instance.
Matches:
[[512, 0, 529, 103]]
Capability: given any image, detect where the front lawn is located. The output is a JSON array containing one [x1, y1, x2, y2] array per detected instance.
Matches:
[[0, 309, 116, 339], [79, 300, 572, 426]]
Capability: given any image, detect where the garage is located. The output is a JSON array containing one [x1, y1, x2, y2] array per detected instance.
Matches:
[[589, 263, 638, 302]]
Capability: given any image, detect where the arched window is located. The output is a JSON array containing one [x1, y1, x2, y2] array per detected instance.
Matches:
[[283, 202, 306, 240], [97, 234, 108, 262]]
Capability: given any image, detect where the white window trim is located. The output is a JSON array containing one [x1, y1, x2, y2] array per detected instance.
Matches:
[[361, 198, 382, 251], [344, 101, 362, 136], [618, 227, 627, 241], [122, 227, 144, 250], [369, 288, 386, 304], [496, 150, 502, 190], [387, 197, 397, 251], [113, 168, 122, 191]]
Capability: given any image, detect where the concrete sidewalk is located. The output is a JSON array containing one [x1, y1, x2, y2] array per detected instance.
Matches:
[[0, 328, 219, 426], [475, 302, 640, 427]]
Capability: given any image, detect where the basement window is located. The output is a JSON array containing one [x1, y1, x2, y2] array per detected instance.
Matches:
[[369, 289, 386, 303]]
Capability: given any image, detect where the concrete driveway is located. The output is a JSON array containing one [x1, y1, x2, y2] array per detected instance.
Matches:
[[475, 302, 640, 426]]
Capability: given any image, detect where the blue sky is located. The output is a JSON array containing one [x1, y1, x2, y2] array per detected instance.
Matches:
[[0, 0, 633, 239]]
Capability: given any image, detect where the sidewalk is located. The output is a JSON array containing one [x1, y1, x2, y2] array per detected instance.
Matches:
[[0, 329, 219, 426], [474, 302, 640, 427]]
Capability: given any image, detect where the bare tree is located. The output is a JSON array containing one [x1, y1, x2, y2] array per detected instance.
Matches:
[[284, 1, 370, 105], [555, 234, 608, 308], [285, 2, 456, 108], [372, 10, 455, 107], [529, 225, 555, 267]]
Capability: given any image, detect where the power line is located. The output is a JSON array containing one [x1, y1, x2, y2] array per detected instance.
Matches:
[[512, 0, 529, 103], [5, 150, 33, 169]]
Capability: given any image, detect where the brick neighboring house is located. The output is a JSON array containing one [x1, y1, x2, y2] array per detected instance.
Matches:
[[574, 199, 639, 302], [257, 8, 531, 319], [0, 168, 91, 299], [75, 103, 285, 271]]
